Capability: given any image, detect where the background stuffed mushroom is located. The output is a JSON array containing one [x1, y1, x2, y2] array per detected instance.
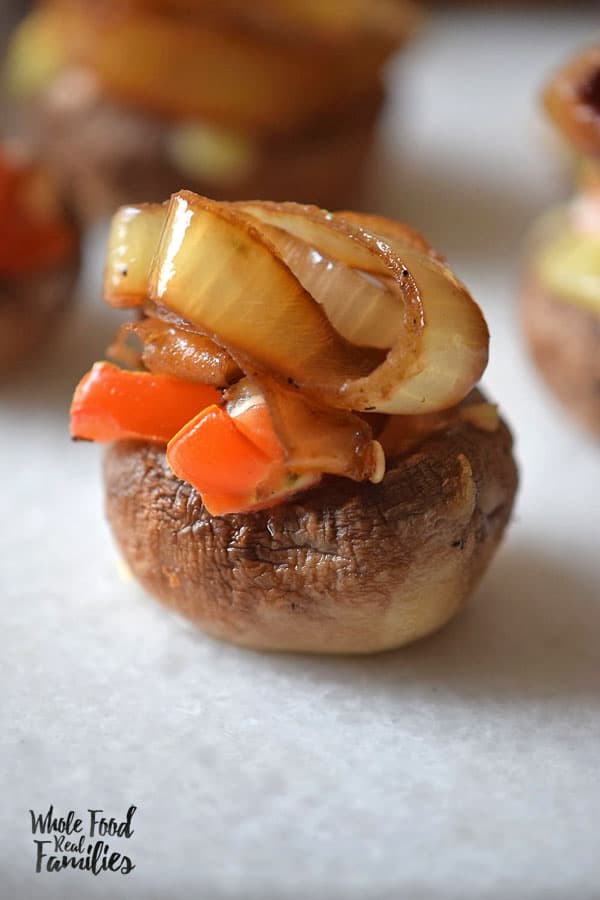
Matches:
[[522, 45, 600, 438], [0, 143, 80, 372], [4, 0, 420, 218]]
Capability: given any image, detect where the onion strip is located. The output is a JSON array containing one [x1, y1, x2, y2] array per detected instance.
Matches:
[[104, 203, 167, 308], [149, 193, 383, 391], [149, 192, 488, 414], [104, 192, 488, 416]]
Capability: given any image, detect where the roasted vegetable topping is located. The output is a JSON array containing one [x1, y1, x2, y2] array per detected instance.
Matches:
[[71, 193, 491, 515]]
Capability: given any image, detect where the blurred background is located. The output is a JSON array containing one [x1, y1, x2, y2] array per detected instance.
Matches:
[[1, 2, 600, 899]]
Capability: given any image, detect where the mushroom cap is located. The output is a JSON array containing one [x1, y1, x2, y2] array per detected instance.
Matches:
[[104, 405, 518, 654], [522, 272, 600, 439]]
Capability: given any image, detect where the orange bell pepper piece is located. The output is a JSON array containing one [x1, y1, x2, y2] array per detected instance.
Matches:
[[166, 404, 282, 498], [70, 362, 221, 443]]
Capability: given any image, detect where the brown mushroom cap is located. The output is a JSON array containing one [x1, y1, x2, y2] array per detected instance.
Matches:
[[0, 255, 79, 373], [104, 405, 517, 654], [522, 273, 600, 439]]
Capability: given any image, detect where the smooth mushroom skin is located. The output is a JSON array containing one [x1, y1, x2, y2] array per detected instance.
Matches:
[[522, 274, 600, 439], [104, 408, 518, 654], [0, 253, 79, 373], [19, 78, 381, 221]]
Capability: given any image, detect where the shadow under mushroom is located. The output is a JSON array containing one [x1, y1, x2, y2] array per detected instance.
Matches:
[[256, 542, 600, 705]]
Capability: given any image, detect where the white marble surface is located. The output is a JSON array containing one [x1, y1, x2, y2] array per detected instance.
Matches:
[[2, 8, 600, 900]]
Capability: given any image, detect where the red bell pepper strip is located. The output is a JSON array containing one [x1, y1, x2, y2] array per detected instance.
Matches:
[[70, 362, 221, 443]]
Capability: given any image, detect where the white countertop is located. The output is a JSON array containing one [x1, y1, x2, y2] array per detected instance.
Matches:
[[2, 8, 600, 899]]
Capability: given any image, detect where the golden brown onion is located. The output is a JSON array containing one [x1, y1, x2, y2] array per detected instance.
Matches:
[[235, 202, 489, 415], [149, 193, 383, 391], [104, 203, 167, 308], [149, 193, 488, 414], [234, 200, 423, 351]]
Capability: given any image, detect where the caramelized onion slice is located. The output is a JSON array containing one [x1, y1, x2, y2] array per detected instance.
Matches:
[[339, 253, 488, 414], [236, 221, 407, 351], [337, 210, 447, 263], [114, 193, 487, 415], [132, 317, 242, 385], [149, 192, 382, 391], [235, 200, 422, 354], [235, 202, 488, 414], [227, 377, 384, 483], [104, 203, 167, 308], [157, 194, 487, 413]]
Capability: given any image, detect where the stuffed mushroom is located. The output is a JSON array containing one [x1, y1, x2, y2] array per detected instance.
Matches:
[[522, 45, 600, 438], [70, 192, 517, 654], [5, 0, 419, 220], [0, 143, 79, 373]]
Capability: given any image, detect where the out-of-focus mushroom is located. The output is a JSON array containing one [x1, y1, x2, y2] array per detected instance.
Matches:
[[5, 0, 419, 218], [522, 46, 600, 437], [0, 143, 79, 373]]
